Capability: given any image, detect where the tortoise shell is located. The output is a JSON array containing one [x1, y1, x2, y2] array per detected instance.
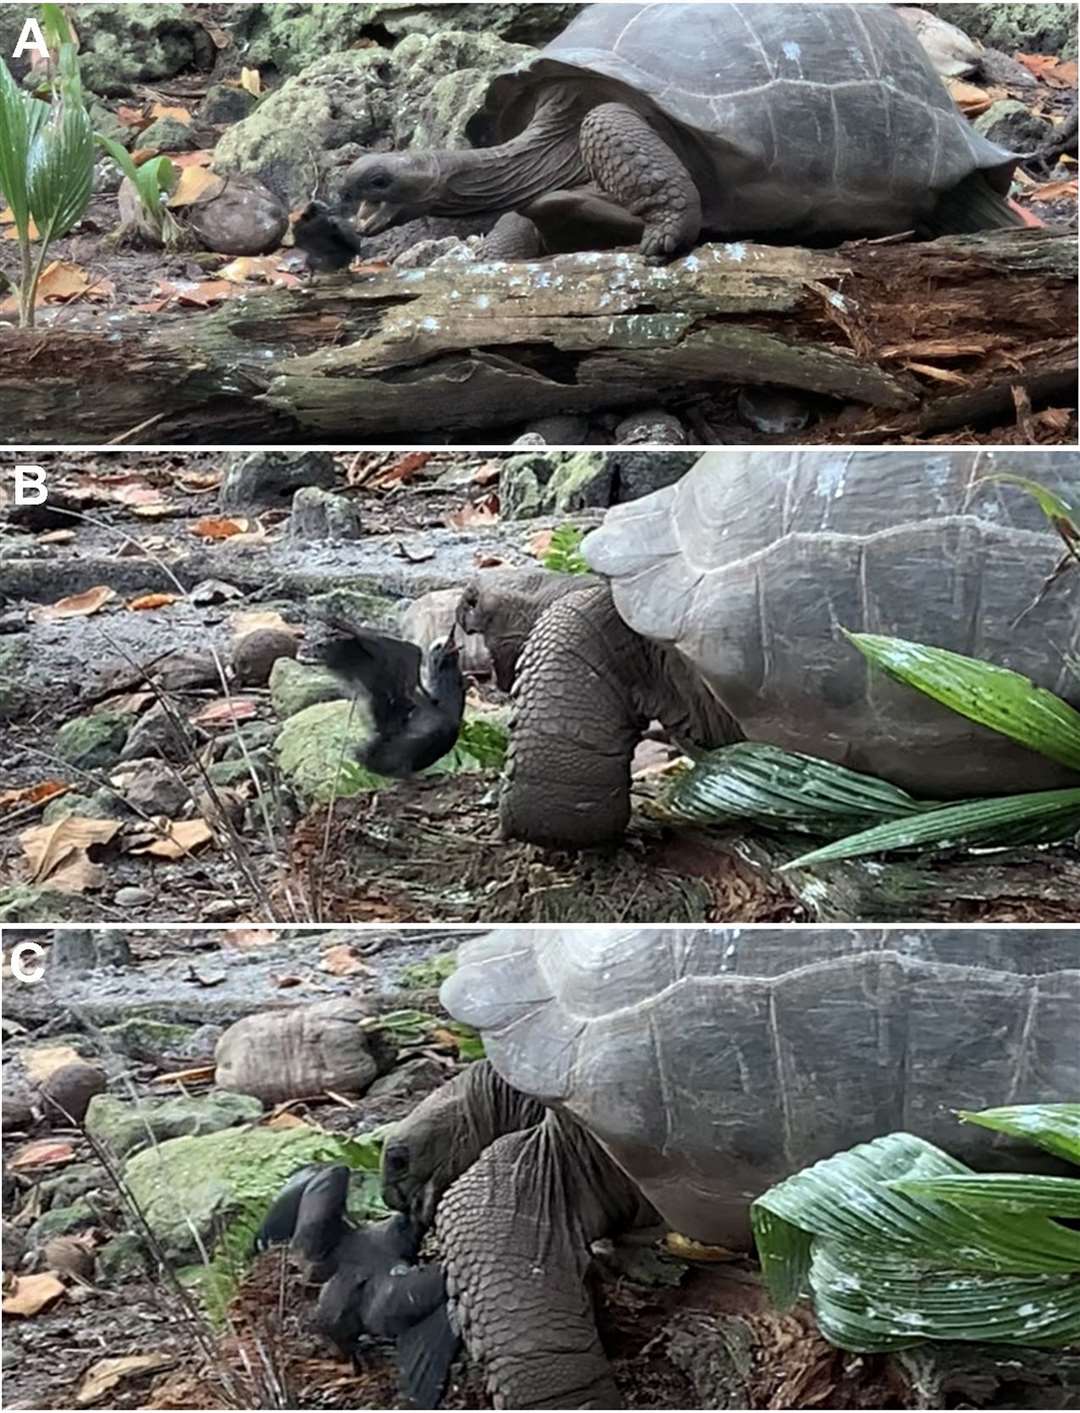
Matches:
[[468, 3, 1015, 237]]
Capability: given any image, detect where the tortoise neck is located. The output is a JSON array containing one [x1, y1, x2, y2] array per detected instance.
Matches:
[[432, 93, 588, 216]]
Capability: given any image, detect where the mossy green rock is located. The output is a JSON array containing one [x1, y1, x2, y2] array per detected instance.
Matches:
[[42, 788, 124, 825], [138, 116, 197, 152], [941, 4, 1077, 60], [546, 453, 612, 514], [269, 658, 349, 721], [56, 712, 131, 769], [275, 699, 376, 805], [123, 1123, 364, 1264], [85, 1091, 263, 1161], [70, 4, 213, 96], [0, 885, 96, 923], [101, 1018, 197, 1058], [41, 1163, 106, 1208], [308, 588, 398, 631], [27, 1200, 96, 1245]]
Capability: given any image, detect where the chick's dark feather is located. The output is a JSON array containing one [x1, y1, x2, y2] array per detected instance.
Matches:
[[322, 629, 465, 777], [293, 201, 367, 272]]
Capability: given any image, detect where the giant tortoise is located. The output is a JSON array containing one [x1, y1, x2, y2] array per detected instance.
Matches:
[[382, 927, 1080, 1408], [342, 2, 1020, 259], [459, 449, 1079, 848]]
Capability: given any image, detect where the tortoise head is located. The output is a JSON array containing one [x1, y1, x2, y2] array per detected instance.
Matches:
[[380, 1069, 480, 1227], [340, 152, 442, 234]]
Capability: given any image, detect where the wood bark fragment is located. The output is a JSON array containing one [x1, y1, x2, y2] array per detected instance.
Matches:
[[0, 229, 1073, 444]]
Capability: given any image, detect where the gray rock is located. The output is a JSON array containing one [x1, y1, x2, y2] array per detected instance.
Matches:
[[200, 83, 257, 126], [182, 172, 288, 257], [499, 452, 554, 519], [0, 887, 96, 924], [138, 116, 197, 152], [972, 99, 1053, 154], [288, 486, 364, 542], [609, 450, 699, 502], [100, 1018, 198, 1061], [546, 452, 613, 514], [220, 451, 338, 512], [71, 4, 214, 96], [48, 929, 131, 975], [1, 1070, 34, 1130], [41, 1163, 106, 1209], [120, 702, 196, 763], [308, 587, 399, 633], [55, 712, 130, 770], [85, 1091, 264, 1161], [120, 760, 191, 816], [736, 386, 813, 434], [366, 1055, 446, 1099]]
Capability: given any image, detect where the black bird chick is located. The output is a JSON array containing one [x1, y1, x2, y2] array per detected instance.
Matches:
[[321, 628, 465, 778], [257, 1163, 459, 1410], [292, 201, 367, 274]]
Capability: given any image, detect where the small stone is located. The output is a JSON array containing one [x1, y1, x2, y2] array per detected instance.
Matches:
[[113, 885, 154, 910], [200, 898, 244, 922], [27, 1199, 96, 1246], [41, 1235, 95, 1281], [366, 1056, 446, 1099], [520, 414, 591, 444], [233, 627, 300, 687], [2, 1218, 27, 1271], [38, 1061, 107, 1125], [0, 637, 29, 720]]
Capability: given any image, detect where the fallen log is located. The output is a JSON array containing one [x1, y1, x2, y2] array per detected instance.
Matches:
[[0, 229, 1074, 444]]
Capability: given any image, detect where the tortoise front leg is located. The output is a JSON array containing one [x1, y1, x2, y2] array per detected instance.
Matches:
[[482, 211, 547, 261], [578, 102, 702, 259]]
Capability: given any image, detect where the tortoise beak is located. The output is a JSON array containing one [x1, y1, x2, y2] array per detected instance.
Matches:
[[354, 200, 400, 235]]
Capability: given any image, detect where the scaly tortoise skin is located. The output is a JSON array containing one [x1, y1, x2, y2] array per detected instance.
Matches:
[[494, 448, 1079, 847], [343, 3, 1019, 260], [381, 928, 1080, 1408]]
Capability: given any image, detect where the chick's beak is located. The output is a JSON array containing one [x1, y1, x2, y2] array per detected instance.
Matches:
[[354, 199, 400, 235]]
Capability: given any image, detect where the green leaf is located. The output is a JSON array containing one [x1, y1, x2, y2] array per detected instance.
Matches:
[[662, 742, 932, 836], [784, 788, 1080, 868], [0, 55, 47, 236], [25, 45, 93, 241], [889, 1174, 1080, 1218], [982, 473, 1080, 564], [752, 1131, 1080, 1352], [543, 525, 589, 575], [444, 1021, 485, 1063], [845, 632, 1080, 772], [957, 1104, 1080, 1168]]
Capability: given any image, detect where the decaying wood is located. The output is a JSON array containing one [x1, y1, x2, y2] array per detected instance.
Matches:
[[0, 229, 1073, 444]]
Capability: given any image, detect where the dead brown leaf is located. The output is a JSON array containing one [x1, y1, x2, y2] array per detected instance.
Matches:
[[240, 67, 262, 97], [189, 697, 258, 727], [22, 1045, 86, 1086], [1028, 179, 1079, 202], [2, 1272, 66, 1317], [1, 205, 40, 239], [528, 528, 554, 559], [219, 255, 301, 288], [167, 165, 225, 208], [369, 451, 433, 488], [192, 515, 250, 539], [447, 494, 500, 529], [128, 593, 180, 611], [34, 585, 115, 621], [320, 943, 370, 977], [77, 1353, 176, 1407], [10, 1139, 76, 1172], [20, 816, 121, 884], [1016, 53, 1078, 88], [221, 927, 278, 951], [170, 148, 215, 170], [36, 527, 77, 544], [945, 78, 998, 115], [0, 780, 68, 811], [149, 102, 192, 124], [127, 818, 214, 860]]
